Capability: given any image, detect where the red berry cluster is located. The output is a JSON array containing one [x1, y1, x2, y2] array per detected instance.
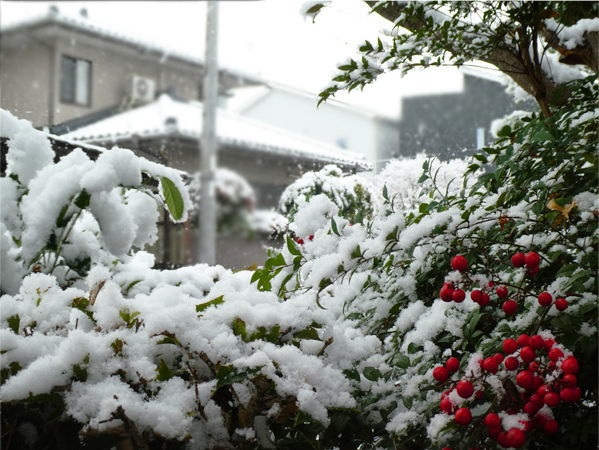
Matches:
[[432, 334, 580, 448], [294, 235, 314, 245]]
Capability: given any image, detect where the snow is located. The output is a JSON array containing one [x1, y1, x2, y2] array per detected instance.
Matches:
[[545, 17, 599, 50]]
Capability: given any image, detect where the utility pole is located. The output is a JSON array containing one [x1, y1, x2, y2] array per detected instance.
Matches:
[[198, 1, 219, 265]]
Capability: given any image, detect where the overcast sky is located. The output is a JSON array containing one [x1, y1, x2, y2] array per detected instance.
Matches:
[[1, 0, 466, 119]]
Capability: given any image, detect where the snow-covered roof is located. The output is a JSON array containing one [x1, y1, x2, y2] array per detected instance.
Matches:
[[63, 94, 371, 169]]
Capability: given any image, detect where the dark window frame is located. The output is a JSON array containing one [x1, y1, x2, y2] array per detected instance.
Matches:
[[60, 55, 92, 107]]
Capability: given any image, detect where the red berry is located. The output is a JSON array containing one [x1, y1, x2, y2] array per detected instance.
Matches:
[[529, 335, 545, 350], [527, 266, 540, 276], [524, 402, 539, 416], [512, 252, 525, 268], [488, 281, 495, 288], [561, 357, 579, 375], [529, 394, 545, 408], [560, 387, 577, 403], [452, 288, 466, 303], [521, 420, 532, 433], [549, 348, 564, 362], [451, 255, 468, 272], [545, 338, 556, 351], [433, 366, 449, 382], [470, 289, 483, 303], [505, 356, 519, 371], [537, 385, 552, 396], [483, 357, 499, 374], [457, 380, 474, 398], [562, 374, 577, 388], [544, 392, 560, 407], [505, 428, 526, 448], [489, 426, 502, 440], [555, 298, 568, 311], [503, 339, 518, 354], [538, 292, 553, 307], [520, 346, 536, 363], [485, 413, 501, 428], [517, 334, 530, 348], [497, 432, 508, 448], [474, 390, 482, 400], [532, 376, 544, 391], [571, 386, 582, 402], [494, 353, 505, 363], [441, 448, 453, 450], [516, 370, 534, 389], [525, 251, 540, 268], [296, 238, 304, 245], [440, 283, 454, 302], [440, 397, 455, 414], [502, 300, 517, 315], [544, 419, 558, 434], [479, 293, 490, 306], [308, 235, 314, 241], [455, 407, 472, 425], [528, 362, 539, 373], [496, 286, 508, 298], [446, 357, 460, 372]]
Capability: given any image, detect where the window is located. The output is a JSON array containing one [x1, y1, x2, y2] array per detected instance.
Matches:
[[476, 127, 485, 149], [60, 56, 91, 106]]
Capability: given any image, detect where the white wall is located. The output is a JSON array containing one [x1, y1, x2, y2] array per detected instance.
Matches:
[[241, 89, 379, 163]]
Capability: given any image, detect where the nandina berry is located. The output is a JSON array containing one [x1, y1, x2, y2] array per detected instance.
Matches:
[[562, 357, 579, 375], [555, 298, 568, 311], [479, 293, 490, 306], [503, 339, 518, 354], [455, 407, 472, 425], [470, 289, 484, 303], [537, 385, 552, 396], [484, 413, 501, 428], [296, 238, 304, 245], [528, 362, 539, 373], [446, 357, 460, 372], [512, 252, 525, 268], [433, 366, 449, 382], [497, 432, 508, 448], [571, 386, 582, 402], [529, 394, 545, 408], [505, 356, 519, 371], [527, 266, 540, 276], [483, 357, 499, 374], [494, 353, 505, 363], [538, 292, 553, 307], [440, 283, 455, 302], [488, 426, 502, 440], [534, 413, 548, 427], [457, 380, 474, 398], [525, 251, 540, 268], [560, 388, 577, 403], [474, 390, 482, 401], [529, 335, 545, 350], [440, 398, 455, 414], [505, 428, 526, 448], [441, 448, 453, 450], [308, 235, 314, 241], [452, 288, 466, 303], [516, 370, 534, 389], [503, 300, 517, 315], [545, 338, 556, 351], [544, 392, 560, 407], [451, 255, 468, 272], [532, 376, 544, 391], [544, 419, 558, 434], [520, 346, 536, 363], [549, 348, 564, 362], [562, 374, 577, 388], [524, 402, 539, 416], [517, 334, 530, 348], [496, 286, 508, 298]]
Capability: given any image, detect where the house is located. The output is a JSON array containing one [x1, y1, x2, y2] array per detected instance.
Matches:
[[0, 6, 259, 130], [397, 67, 536, 161], [222, 82, 400, 172]]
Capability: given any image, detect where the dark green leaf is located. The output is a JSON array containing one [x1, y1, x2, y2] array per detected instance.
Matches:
[[196, 295, 225, 313], [161, 177, 184, 221]]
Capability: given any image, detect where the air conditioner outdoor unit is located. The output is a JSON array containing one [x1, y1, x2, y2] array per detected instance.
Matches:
[[131, 75, 155, 103]]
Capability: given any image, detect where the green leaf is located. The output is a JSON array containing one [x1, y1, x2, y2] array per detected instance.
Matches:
[[402, 396, 413, 409], [74, 189, 91, 209], [196, 295, 225, 313], [156, 359, 173, 381], [294, 326, 321, 341], [331, 217, 340, 236], [161, 177, 184, 221], [395, 354, 410, 369], [216, 365, 261, 390], [408, 343, 423, 354], [72, 361, 88, 382], [124, 280, 142, 295], [55, 203, 71, 228], [363, 366, 382, 381], [7, 315, 20, 334], [233, 317, 248, 341], [343, 368, 360, 382], [286, 236, 301, 256], [531, 128, 554, 142]]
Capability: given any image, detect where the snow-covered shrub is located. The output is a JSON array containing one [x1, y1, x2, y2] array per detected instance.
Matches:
[[279, 164, 374, 236], [376, 154, 478, 212], [0, 109, 189, 295]]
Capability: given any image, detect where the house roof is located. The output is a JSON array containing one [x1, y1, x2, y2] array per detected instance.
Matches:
[[62, 94, 371, 170]]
